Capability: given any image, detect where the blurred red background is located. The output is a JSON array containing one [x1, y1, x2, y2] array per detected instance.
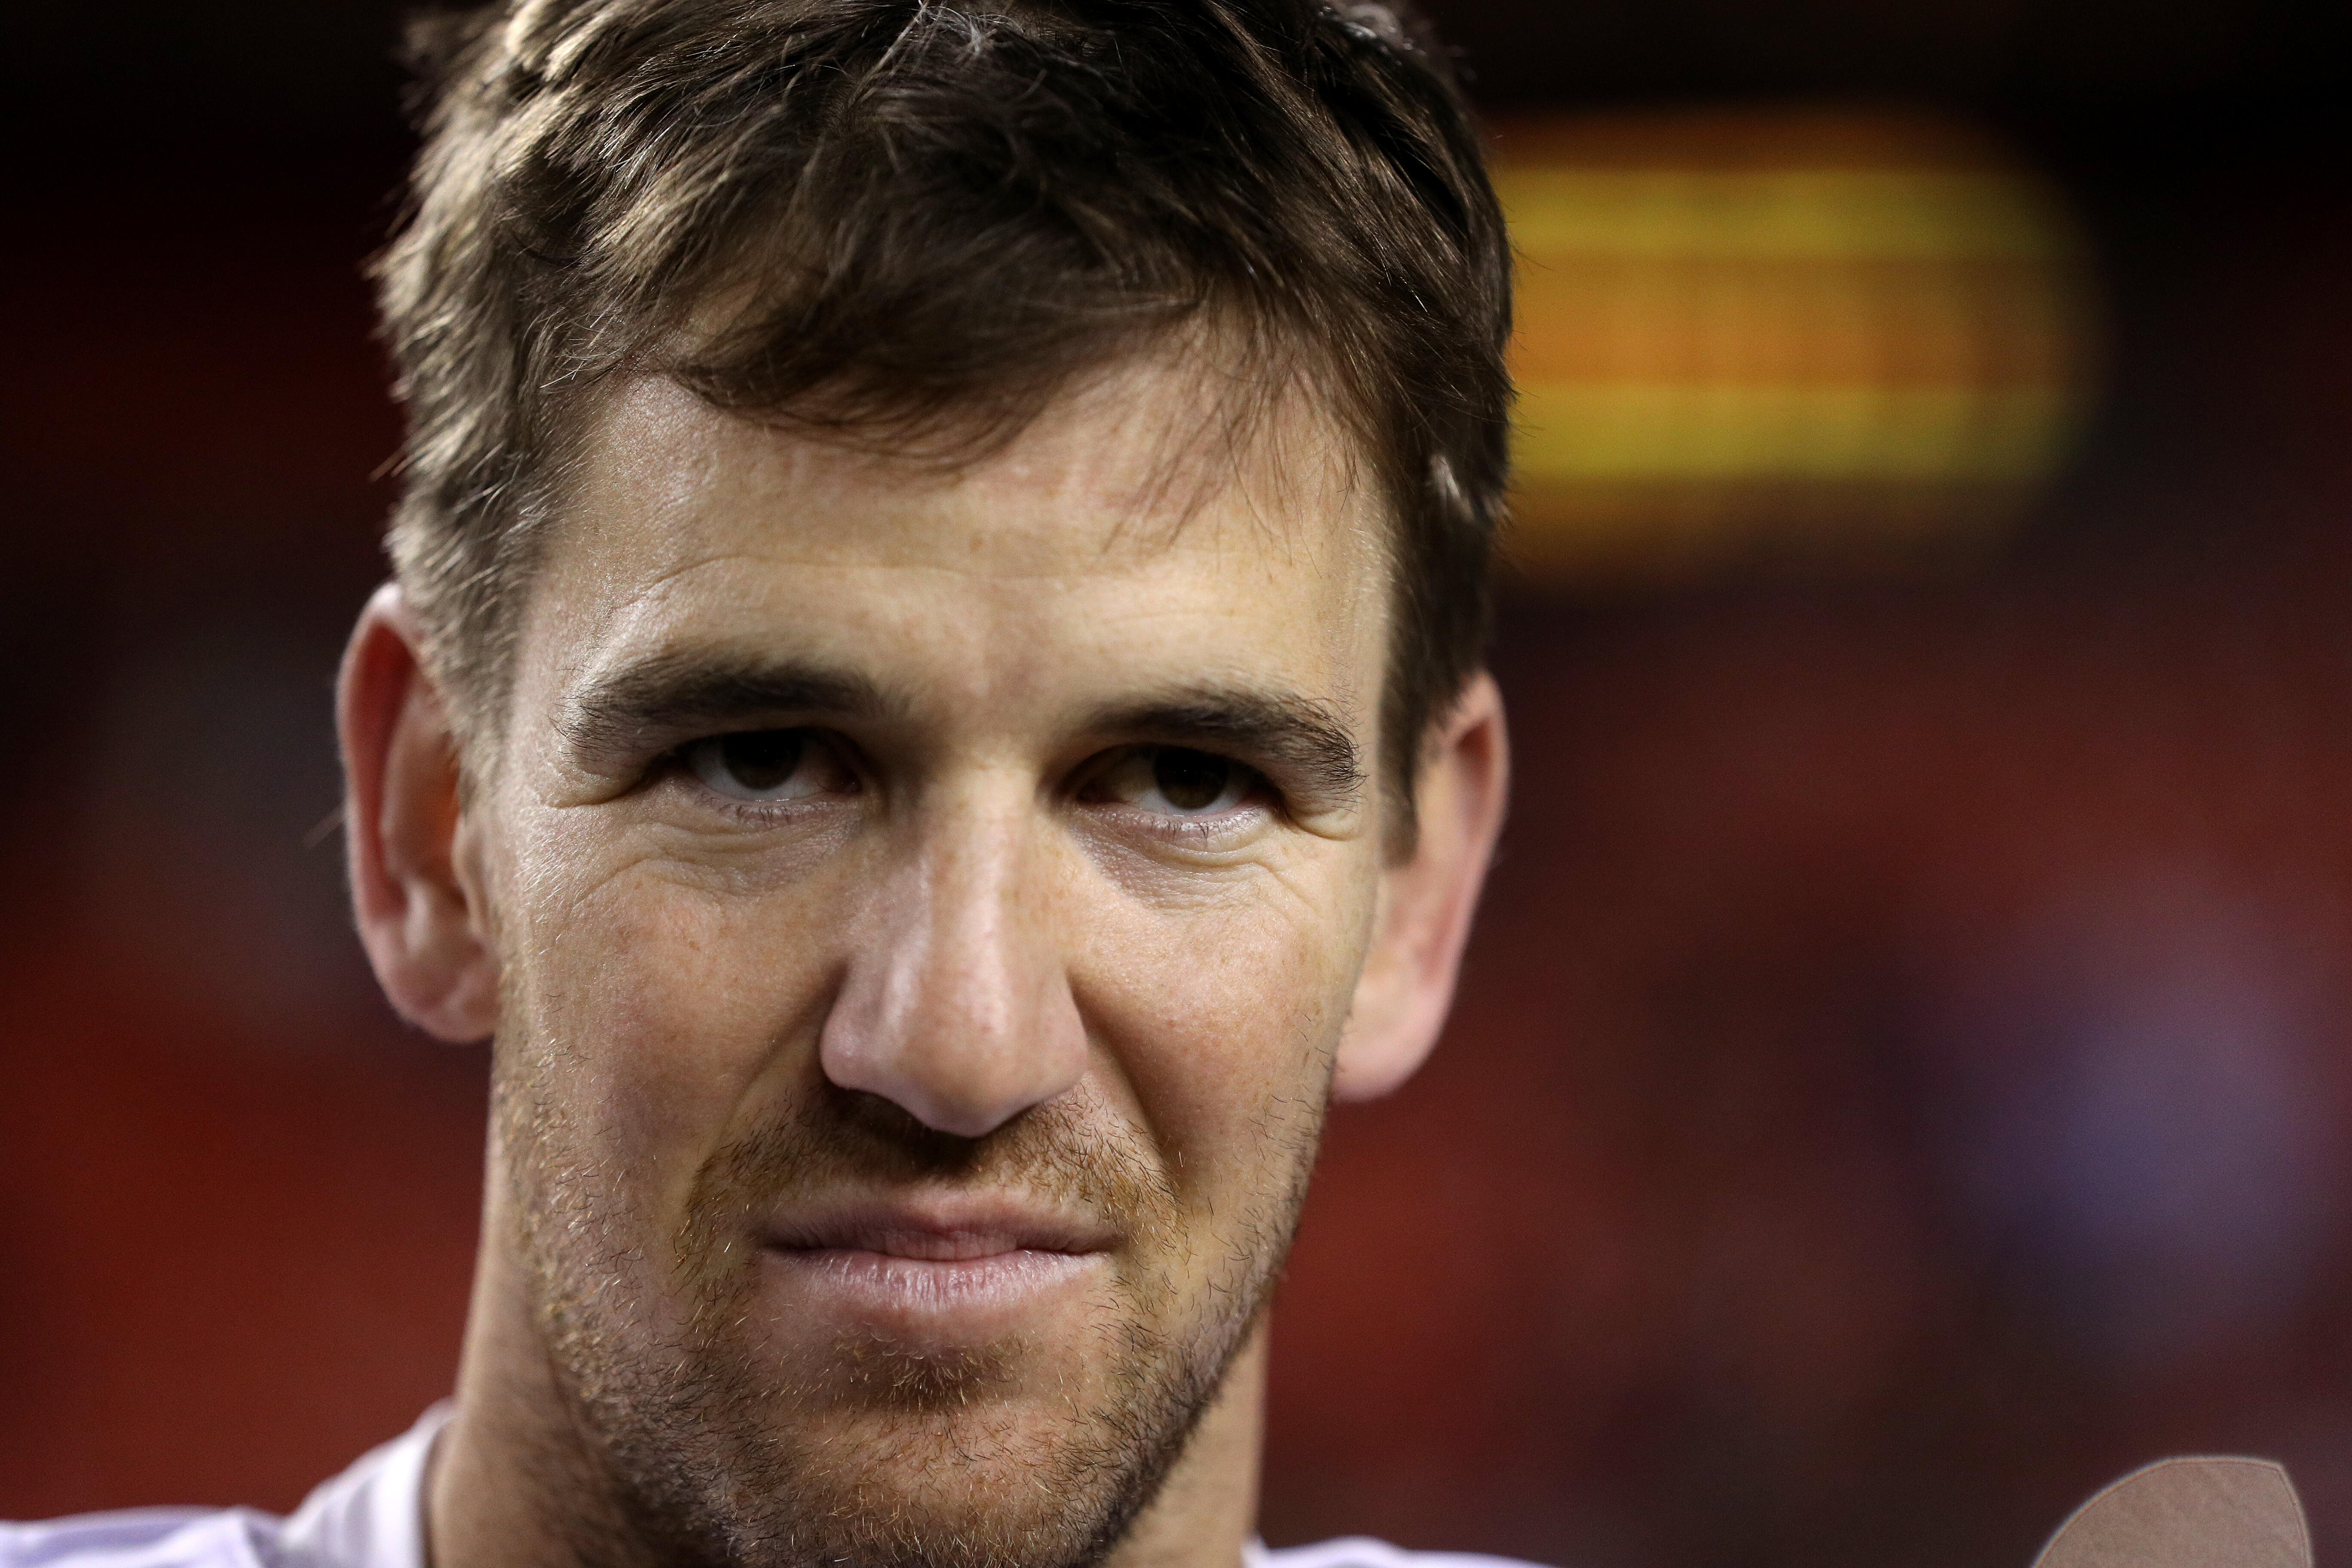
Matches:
[[3, 3, 2349, 1566]]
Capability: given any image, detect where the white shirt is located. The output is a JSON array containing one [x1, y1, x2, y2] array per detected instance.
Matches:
[[0, 1406, 439, 1568], [1, 1409, 1548, 1568]]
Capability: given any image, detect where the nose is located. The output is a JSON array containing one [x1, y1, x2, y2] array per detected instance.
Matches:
[[817, 792, 1088, 1138]]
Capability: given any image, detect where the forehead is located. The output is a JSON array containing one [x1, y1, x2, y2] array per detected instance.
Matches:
[[517, 354, 1391, 726]]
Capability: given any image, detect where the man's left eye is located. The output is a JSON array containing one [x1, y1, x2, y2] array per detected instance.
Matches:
[[1091, 746, 1256, 817]]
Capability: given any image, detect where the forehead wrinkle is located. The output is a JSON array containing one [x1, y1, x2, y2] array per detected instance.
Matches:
[[745, 327, 1374, 573], [563, 481, 1374, 611], [523, 547, 787, 758], [568, 548, 786, 656], [563, 339, 1380, 589]]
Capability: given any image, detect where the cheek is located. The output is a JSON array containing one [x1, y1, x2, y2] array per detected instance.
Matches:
[[1080, 862, 1375, 1203], [496, 818, 841, 1204]]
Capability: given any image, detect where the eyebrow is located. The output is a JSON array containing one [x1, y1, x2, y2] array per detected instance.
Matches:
[[555, 651, 1365, 805], [557, 651, 891, 771], [1087, 686, 1366, 806]]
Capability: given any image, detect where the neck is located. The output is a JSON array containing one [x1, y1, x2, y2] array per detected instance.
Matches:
[[427, 1185, 615, 1568], [426, 1182, 1269, 1568], [1104, 1324, 1268, 1568]]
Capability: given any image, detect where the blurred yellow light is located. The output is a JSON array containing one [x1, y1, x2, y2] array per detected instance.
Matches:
[[1494, 109, 2099, 580], [1516, 385, 2075, 482], [1497, 169, 2067, 258]]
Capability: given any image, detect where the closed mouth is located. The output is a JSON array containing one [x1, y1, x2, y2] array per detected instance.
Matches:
[[763, 1195, 1116, 1261], [755, 1198, 1114, 1329]]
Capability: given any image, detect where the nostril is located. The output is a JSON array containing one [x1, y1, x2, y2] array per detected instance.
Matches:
[[818, 968, 1090, 1139], [900, 1085, 1031, 1141], [823, 1026, 1080, 1139]]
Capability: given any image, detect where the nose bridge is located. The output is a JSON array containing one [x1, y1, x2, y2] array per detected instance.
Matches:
[[916, 790, 1033, 1043], [818, 774, 1087, 1137]]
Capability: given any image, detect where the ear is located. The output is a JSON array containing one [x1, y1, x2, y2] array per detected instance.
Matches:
[[338, 582, 501, 1042], [1335, 671, 1509, 1101]]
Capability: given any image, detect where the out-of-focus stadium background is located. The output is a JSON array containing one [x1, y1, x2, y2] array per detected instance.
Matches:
[[3, 1, 2348, 1564]]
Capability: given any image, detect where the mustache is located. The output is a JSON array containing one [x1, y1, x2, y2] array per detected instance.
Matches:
[[675, 1082, 1179, 1272]]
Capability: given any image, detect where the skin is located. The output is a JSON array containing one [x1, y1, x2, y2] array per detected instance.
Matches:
[[340, 348, 1508, 1568]]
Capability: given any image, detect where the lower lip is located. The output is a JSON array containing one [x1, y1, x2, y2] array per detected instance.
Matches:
[[762, 1246, 1103, 1333]]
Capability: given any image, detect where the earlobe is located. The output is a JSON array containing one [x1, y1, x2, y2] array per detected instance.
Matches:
[[1333, 672, 1509, 1102], [338, 583, 501, 1043]]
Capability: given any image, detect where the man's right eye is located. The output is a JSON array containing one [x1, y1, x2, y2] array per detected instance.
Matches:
[[680, 729, 854, 802]]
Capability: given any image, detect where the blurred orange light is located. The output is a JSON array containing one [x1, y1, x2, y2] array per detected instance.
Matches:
[[1493, 108, 2100, 579]]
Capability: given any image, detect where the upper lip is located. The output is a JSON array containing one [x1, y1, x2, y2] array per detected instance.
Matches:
[[763, 1196, 1117, 1260]]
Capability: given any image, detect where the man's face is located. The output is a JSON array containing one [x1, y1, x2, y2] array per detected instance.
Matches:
[[471, 355, 1393, 1568]]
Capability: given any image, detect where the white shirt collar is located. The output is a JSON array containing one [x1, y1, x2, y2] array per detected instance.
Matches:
[[275, 1402, 451, 1568]]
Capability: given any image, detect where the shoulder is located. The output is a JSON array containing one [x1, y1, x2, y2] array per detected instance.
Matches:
[[1254, 1538, 1561, 1568], [0, 1403, 448, 1568], [0, 1508, 281, 1568]]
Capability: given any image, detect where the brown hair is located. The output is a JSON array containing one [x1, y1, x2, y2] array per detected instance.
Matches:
[[373, 0, 1511, 807]]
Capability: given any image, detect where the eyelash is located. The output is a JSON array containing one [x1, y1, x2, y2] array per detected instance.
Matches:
[[657, 730, 1282, 834], [1135, 809, 1266, 848], [1081, 753, 1274, 822]]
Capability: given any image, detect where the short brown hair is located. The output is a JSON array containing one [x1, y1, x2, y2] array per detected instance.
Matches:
[[373, 0, 1511, 804]]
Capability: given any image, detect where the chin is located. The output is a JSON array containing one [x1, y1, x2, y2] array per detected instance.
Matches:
[[568, 1311, 1218, 1568], [750, 1416, 1161, 1568], [505, 1072, 1315, 1568]]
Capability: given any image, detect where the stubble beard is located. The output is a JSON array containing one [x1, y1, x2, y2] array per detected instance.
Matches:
[[494, 1046, 1324, 1568]]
